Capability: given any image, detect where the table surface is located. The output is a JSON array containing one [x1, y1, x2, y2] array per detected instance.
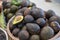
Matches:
[[30, 0, 60, 16]]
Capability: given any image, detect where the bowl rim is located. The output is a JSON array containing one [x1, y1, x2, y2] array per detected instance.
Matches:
[[49, 31, 60, 40], [0, 27, 8, 40], [7, 16, 19, 40]]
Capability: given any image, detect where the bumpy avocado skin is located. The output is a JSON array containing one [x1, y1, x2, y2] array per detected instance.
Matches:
[[26, 23, 40, 34], [30, 35, 40, 40], [10, 5, 18, 13], [50, 21, 60, 33], [40, 26, 54, 40], [18, 30, 29, 40], [24, 15, 34, 23], [36, 18, 46, 28], [30, 8, 45, 19], [49, 16, 60, 24], [12, 28, 20, 37], [45, 10, 56, 19]]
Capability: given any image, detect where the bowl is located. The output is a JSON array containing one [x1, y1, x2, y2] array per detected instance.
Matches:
[[5, 0, 60, 40], [7, 15, 60, 40], [0, 27, 8, 40]]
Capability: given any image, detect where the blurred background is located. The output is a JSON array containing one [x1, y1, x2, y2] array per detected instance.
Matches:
[[30, 0, 60, 16]]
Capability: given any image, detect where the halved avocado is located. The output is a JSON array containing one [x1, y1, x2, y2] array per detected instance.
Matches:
[[13, 15, 23, 25]]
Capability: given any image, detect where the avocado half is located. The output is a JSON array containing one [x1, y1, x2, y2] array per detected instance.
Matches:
[[13, 15, 23, 25]]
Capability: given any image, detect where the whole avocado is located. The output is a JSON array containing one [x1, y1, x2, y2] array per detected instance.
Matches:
[[24, 15, 34, 23], [45, 10, 56, 19], [49, 16, 60, 24], [50, 21, 60, 32], [36, 18, 46, 28], [18, 30, 29, 40], [26, 23, 40, 34], [10, 5, 18, 13], [40, 26, 54, 40], [31, 8, 45, 19], [30, 35, 40, 40]]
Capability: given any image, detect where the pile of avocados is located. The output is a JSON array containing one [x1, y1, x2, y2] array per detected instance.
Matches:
[[3, 0, 60, 40]]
